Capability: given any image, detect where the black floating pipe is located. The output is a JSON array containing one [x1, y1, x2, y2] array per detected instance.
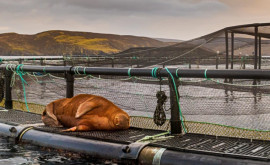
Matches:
[[2, 65, 270, 79], [21, 129, 126, 160]]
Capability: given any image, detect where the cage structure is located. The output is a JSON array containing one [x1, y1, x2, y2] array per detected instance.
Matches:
[[1, 64, 270, 141]]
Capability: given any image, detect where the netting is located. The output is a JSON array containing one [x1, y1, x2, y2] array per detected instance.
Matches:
[[1, 68, 270, 140]]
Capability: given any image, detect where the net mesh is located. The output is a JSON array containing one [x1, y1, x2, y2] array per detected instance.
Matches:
[[2, 71, 270, 140]]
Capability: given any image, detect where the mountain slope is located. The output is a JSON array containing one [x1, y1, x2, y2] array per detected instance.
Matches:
[[0, 30, 171, 56]]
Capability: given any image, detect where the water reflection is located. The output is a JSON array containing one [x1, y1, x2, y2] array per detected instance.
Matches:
[[0, 136, 118, 165]]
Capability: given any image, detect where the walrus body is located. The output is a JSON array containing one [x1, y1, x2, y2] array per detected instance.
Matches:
[[42, 94, 130, 131]]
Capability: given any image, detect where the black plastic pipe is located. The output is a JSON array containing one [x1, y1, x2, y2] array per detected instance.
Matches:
[[2, 64, 270, 79]]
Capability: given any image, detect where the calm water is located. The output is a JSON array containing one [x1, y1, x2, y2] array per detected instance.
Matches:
[[0, 136, 119, 165]]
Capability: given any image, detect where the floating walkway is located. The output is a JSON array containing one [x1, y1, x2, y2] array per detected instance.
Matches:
[[0, 108, 268, 165]]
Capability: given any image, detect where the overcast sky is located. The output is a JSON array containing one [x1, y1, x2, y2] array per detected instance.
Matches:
[[0, 0, 269, 40]]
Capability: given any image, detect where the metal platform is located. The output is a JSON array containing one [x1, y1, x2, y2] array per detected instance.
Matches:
[[1, 109, 270, 162], [151, 133, 270, 161]]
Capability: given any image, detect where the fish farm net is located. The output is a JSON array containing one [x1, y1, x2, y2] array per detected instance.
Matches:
[[1, 69, 270, 140]]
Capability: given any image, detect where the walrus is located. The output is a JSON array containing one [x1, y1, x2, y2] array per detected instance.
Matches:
[[41, 94, 130, 131]]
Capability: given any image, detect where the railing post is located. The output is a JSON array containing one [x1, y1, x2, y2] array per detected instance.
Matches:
[[216, 56, 219, 69], [168, 76, 182, 134], [40, 58, 44, 66], [111, 58, 114, 68], [65, 70, 74, 98], [5, 70, 13, 109], [225, 30, 229, 69]]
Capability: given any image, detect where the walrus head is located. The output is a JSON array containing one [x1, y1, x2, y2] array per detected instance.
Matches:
[[42, 110, 62, 127], [113, 113, 130, 129]]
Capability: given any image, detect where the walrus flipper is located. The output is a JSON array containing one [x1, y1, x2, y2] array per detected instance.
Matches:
[[62, 125, 91, 132], [75, 101, 99, 118], [45, 102, 58, 122]]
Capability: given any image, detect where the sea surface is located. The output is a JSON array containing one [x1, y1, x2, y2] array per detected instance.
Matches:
[[0, 136, 118, 165]]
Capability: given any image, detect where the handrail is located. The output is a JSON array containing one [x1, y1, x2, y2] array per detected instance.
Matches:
[[1, 64, 270, 79]]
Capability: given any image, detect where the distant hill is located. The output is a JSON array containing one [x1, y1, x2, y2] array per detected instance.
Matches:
[[154, 38, 182, 43], [0, 30, 173, 56]]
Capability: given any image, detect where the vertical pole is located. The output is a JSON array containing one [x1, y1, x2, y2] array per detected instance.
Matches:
[[243, 56, 246, 69], [254, 26, 258, 69], [40, 58, 44, 66], [5, 70, 13, 109], [225, 30, 229, 69], [168, 76, 182, 134], [189, 58, 191, 69], [65, 71, 74, 98], [111, 57, 114, 68], [231, 33, 234, 69], [216, 56, 219, 69], [259, 36, 262, 69]]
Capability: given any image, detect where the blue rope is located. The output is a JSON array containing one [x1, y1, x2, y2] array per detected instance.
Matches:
[[165, 67, 187, 133], [16, 64, 30, 112], [0, 58, 2, 63]]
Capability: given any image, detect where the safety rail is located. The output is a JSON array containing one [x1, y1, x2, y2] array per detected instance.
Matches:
[[1, 64, 270, 135]]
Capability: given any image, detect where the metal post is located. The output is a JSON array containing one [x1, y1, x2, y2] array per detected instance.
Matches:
[[189, 58, 191, 69], [231, 33, 234, 69], [216, 56, 219, 69], [243, 57, 246, 69], [40, 58, 44, 66], [111, 58, 114, 68], [254, 26, 258, 69], [259, 36, 262, 69], [168, 76, 182, 134], [5, 70, 13, 109], [225, 30, 229, 69], [65, 71, 74, 98]]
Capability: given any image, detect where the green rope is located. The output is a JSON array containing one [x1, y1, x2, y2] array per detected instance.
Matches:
[[151, 67, 159, 78], [0, 58, 2, 63], [204, 69, 211, 80], [128, 68, 132, 77], [43, 67, 46, 74], [165, 67, 187, 133], [175, 68, 180, 78], [136, 131, 172, 143], [83, 67, 87, 75], [15, 64, 30, 112]]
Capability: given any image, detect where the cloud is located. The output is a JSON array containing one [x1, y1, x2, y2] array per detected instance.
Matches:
[[0, 0, 269, 40], [0, 26, 9, 31]]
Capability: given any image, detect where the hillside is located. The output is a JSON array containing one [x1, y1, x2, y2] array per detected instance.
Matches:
[[0, 30, 171, 56]]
